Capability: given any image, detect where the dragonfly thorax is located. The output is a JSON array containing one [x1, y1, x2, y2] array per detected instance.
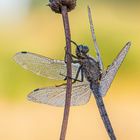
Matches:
[[76, 45, 89, 58], [82, 57, 101, 83]]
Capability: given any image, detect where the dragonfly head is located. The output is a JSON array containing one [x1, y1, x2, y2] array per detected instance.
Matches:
[[76, 45, 89, 57]]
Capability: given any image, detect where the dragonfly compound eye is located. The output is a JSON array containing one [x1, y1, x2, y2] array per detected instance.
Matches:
[[76, 45, 89, 55], [82, 46, 89, 54]]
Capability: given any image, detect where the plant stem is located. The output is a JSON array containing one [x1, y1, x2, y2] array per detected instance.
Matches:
[[88, 6, 103, 70], [60, 5, 72, 140]]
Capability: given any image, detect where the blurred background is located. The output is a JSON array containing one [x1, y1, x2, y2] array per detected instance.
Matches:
[[0, 0, 139, 140]]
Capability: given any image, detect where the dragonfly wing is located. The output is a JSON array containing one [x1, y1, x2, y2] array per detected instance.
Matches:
[[99, 42, 131, 96], [13, 52, 80, 80], [27, 82, 91, 107]]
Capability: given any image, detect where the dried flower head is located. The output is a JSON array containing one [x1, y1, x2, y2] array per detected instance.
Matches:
[[48, 0, 76, 13]]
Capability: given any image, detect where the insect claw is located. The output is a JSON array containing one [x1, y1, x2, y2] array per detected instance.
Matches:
[[55, 83, 67, 87]]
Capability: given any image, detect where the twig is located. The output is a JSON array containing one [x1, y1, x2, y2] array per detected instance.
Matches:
[[48, 1, 76, 140], [88, 6, 104, 70], [60, 6, 72, 140]]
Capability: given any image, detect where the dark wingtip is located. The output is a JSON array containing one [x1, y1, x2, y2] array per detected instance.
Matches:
[[21, 51, 28, 54], [27, 89, 40, 101], [33, 88, 40, 92]]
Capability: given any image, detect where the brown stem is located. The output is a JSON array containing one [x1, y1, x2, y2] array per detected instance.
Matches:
[[60, 6, 72, 140]]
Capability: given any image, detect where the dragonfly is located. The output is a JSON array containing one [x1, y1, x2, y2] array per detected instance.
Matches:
[[13, 41, 131, 107], [13, 41, 130, 139], [13, 8, 131, 140]]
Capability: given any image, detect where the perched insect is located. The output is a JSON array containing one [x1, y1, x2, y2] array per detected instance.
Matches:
[[13, 41, 130, 139], [13, 41, 131, 106], [13, 7, 131, 139]]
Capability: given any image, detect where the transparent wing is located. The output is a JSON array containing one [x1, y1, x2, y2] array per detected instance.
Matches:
[[99, 42, 131, 96], [13, 52, 81, 80], [27, 82, 91, 107]]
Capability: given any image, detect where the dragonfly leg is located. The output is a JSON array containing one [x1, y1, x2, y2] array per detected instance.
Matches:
[[70, 40, 79, 47], [55, 80, 81, 87], [64, 39, 80, 63], [56, 67, 83, 87], [72, 65, 84, 83], [64, 47, 78, 63], [59, 73, 78, 81], [59, 65, 83, 83], [55, 82, 67, 87]]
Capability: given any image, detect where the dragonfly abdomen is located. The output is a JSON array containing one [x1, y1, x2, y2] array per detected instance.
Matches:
[[90, 83, 116, 140]]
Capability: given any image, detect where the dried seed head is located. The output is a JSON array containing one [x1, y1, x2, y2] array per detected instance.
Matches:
[[48, 0, 76, 13]]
